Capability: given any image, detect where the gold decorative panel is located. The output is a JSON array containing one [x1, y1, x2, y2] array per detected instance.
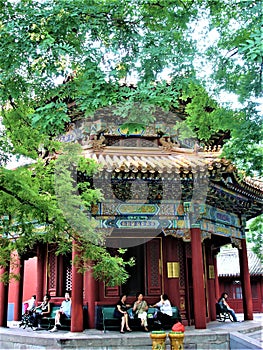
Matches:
[[209, 265, 215, 279], [167, 262, 179, 278]]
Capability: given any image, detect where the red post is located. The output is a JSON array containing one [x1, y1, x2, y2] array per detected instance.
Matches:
[[71, 240, 84, 332], [36, 246, 45, 302], [0, 264, 9, 327], [239, 239, 253, 320], [191, 227, 206, 329], [86, 266, 98, 329]]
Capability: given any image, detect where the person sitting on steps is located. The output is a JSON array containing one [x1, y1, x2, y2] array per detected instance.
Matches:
[[50, 291, 71, 332]]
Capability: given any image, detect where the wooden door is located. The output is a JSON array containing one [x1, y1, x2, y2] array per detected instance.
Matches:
[[146, 238, 163, 296]]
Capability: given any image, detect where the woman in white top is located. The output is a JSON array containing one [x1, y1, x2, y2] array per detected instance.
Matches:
[[152, 294, 172, 327]]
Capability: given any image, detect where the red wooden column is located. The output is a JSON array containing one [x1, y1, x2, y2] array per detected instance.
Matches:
[[238, 239, 253, 320], [0, 264, 10, 327], [86, 265, 98, 329], [191, 227, 206, 329], [11, 252, 24, 321], [36, 245, 45, 302], [71, 240, 84, 332]]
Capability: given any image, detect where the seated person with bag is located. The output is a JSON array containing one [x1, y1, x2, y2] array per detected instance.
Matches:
[[32, 294, 51, 330], [132, 292, 149, 332]]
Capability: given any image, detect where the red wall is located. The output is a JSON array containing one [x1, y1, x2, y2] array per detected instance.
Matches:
[[219, 278, 263, 313], [8, 257, 37, 303]]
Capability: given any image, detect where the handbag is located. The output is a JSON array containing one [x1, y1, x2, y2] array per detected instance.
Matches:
[[128, 309, 134, 319], [34, 308, 42, 314]]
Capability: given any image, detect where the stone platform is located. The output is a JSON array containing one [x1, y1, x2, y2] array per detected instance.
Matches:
[[0, 314, 262, 349]]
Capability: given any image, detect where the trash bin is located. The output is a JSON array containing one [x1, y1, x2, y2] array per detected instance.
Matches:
[[150, 331, 167, 350], [168, 331, 184, 350]]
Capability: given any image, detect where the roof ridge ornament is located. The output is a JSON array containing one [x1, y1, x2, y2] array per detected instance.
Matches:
[[92, 135, 106, 151], [159, 136, 180, 152]]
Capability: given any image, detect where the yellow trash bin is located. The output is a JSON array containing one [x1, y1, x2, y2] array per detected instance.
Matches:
[[150, 331, 167, 350]]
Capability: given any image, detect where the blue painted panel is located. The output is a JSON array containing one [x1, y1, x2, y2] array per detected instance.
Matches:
[[7, 303, 14, 321]]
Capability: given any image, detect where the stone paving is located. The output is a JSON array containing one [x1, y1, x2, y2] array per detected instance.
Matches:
[[0, 313, 262, 349]]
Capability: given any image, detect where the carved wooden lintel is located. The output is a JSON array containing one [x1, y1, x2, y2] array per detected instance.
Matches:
[[231, 238, 242, 249], [201, 231, 211, 242], [163, 228, 191, 242]]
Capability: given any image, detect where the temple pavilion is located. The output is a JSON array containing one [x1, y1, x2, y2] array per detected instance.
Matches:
[[2, 108, 262, 331]]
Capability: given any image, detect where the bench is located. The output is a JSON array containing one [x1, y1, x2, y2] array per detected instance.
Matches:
[[39, 304, 71, 330], [148, 306, 182, 330], [100, 305, 181, 332], [216, 303, 234, 322]]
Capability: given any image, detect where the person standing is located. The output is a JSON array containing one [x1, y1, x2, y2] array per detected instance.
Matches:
[[114, 294, 132, 333], [218, 292, 238, 322], [50, 291, 71, 332], [132, 292, 149, 332]]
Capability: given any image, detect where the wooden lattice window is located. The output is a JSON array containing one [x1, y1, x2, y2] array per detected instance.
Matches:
[[65, 263, 72, 292]]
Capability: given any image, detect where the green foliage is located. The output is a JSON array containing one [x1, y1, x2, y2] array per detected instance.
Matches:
[[0, 0, 262, 284], [0, 0, 262, 173], [0, 143, 132, 285], [0, 129, 13, 166], [247, 215, 263, 263], [222, 103, 263, 176], [239, 29, 263, 64], [32, 101, 70, 136], [206, 0, 263, 100], [74, 246, 135, 287]]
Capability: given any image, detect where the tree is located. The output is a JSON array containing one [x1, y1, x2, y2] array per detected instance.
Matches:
[[247, 215, 263, 263], [0, 0, 262, 282], [0, 0, 261, 172], [0, 143, 134, 285], [202, 0, 263, 175]]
